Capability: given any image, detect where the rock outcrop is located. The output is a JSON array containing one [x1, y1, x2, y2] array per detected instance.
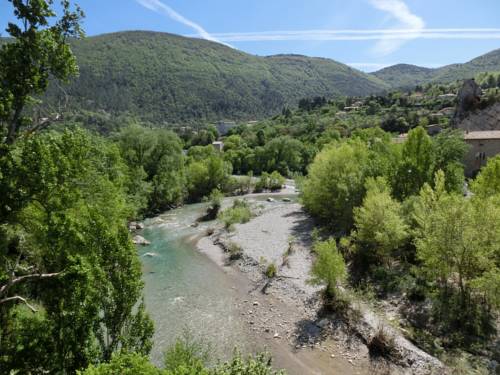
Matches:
[[453, 79, 483, 126], [457, 102, 500, 131], [452, 79, 500, 131]]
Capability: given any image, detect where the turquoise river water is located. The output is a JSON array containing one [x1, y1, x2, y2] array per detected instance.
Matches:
[[137, 202, 254, 365]]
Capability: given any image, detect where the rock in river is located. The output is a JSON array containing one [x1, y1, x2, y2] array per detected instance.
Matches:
[[133, 235, 151, 246]]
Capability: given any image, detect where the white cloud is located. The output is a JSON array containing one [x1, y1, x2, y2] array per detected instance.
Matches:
[[135, 0, 228, 45], [369, 0, 425, 55], [204, 29, 500, 42]]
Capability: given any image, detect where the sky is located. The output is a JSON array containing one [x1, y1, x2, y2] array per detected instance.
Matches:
[[1, 0, 500, 72]]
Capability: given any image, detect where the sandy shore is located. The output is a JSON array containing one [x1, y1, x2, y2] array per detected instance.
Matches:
[[196, 198, 446, 375]]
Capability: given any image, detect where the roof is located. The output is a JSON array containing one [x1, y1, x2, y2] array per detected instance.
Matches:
[[464, 131, 500, 140]]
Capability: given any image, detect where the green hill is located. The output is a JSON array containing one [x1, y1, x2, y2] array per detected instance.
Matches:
[[41, 31, 388, 125], [372, 48, 500, 89]]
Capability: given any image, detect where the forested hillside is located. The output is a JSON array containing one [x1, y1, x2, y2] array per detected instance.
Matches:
[[39, 31, 388, 124], [373, 48, 500, 89]]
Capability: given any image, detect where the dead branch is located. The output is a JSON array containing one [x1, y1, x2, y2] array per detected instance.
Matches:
[[0, 295, 38, 312]]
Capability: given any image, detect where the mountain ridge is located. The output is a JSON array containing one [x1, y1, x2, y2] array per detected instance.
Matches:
[[372, 48, 500, 89], [39, 30, 388, 124]]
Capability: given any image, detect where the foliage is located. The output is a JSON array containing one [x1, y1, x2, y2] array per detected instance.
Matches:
[[38, 31, 387, 126], [80, 350, 285, 375], [372, 48, 500, 89], [116, 126, 186, 214], [471, 155, 500, 197], [265, 263, 277, 279], [214, 352, 285, 375], [0, 0, 84, 144], [413, 171, 500, 341], [225, 242, 243, 261], [79, 353, 162, 375], [218, 199, 252, 229], [163, 331, 211, 373], [351, 177, 409, 265], [0, 130, 153, 373], [302, 141, 372, 232], [255, 171, 285, 192], [187, 153, 230, 202], [309, 239, 347, 299]]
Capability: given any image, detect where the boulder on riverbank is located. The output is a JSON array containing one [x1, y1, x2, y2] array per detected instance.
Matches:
[[129, 222, 145, 231], [133, 235, 151, 246]]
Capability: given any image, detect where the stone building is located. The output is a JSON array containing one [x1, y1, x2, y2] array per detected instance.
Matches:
[[463, 131, 500, 176]]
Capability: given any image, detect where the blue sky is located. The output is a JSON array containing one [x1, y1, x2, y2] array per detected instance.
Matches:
[[1, 0, 500, 72]]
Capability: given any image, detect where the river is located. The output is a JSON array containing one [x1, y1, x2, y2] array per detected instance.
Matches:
[[137, 201, 257, 365]]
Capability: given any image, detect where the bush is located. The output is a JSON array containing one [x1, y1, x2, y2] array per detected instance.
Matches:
[[255, 171, 285, 192], [226, 242, 243, 261], [368, 326, 397, 359], [215, 352, 286, 375], [218, 199, 252, 229], [163, 331, 211, 373], [265, 263, 277, 278], [199, 189, 223, 221], [79, 353, 161, 375], [309, 239, 347, 300]]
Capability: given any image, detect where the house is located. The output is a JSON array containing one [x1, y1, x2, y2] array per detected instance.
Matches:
[[212, 141, 224, 152], [463, 131, 500, 176]]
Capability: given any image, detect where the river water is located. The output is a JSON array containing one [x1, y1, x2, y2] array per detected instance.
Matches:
[[137, 202, 255, 365]]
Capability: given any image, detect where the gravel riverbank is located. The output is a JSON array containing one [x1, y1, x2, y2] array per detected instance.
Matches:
[[196, 199, 446, 375]]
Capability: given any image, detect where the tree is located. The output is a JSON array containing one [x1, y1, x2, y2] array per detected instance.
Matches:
[[309, 239, 347, 299], [432, 129, 468, 193], [352, 178, 409, 265], [0, 0, 84, 145], [0, 130, 153, 373], [116, 126, 187, 214], [302, 141, 371, 232], [414, 171, 500, 338], [392, 126, 435, 199], [471, 155, 500, 197]]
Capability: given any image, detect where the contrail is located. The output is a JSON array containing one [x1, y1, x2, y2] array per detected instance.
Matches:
[[135, 0, 228, 45], [368, 0, 425, 55], [203, 29, 500, 42]]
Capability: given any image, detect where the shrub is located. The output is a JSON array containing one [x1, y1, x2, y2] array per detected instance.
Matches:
[[309, 239, 347, 300], [255, 171, 285, 192], [199, 189, 223, 221], [163, 331, 211, 373], [226, 242, 243, 261], [218, 199, 252, 229], [265, 263, 277, 278], [368, 326, 397, 359]]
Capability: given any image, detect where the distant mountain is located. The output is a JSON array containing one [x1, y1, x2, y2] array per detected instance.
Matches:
[[39, 31, 388, 124], [372, 48, 500, 89]]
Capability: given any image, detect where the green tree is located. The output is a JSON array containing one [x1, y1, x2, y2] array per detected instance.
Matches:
[[302, 141, 371, 232], [392, 126, 435, 199], [471, 155, 500, 197], [352, 178, 409, 265], [414, 171, 500, 338], [0, 130, 153, 373], [0, 0, 84, 145]]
